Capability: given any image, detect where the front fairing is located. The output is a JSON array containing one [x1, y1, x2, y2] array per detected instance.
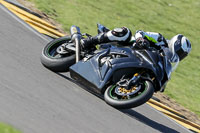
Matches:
[[70, 47, 171, 93], [162, 48, 180, 78], [158, 48, 180, 92], [70, 48, 145, 93]]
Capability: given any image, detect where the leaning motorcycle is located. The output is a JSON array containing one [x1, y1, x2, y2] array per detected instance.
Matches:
[[40, 24, 179, 109]]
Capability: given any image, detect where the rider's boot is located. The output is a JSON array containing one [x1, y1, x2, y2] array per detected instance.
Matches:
[[80, 32, 110, 49]]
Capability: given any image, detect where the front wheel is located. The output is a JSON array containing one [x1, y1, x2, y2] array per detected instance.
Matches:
[[104, 80, 154, 109], [40, 36, 76, 72]]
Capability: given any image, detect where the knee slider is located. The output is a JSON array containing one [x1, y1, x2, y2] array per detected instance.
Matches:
[[106, 27, 132, 43]]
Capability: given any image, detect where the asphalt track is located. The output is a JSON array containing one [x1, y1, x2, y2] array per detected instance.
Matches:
[[0, 4, 191, 133]]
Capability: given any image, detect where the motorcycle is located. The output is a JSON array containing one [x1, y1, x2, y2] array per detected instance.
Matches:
[[41, 24, 179, 109]]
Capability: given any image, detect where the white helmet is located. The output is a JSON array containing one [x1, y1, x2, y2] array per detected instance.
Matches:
[[168, 34, 191, 61]]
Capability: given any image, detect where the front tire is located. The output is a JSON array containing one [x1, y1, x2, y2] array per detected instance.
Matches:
[[104, 80, 154, 109], [41, 36, 76, 72]]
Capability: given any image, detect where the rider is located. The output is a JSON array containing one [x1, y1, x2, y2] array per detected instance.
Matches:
[[81, 27, 192, 62]]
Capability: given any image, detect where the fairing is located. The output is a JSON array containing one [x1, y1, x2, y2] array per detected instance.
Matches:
[[70, 47, 173, 93]]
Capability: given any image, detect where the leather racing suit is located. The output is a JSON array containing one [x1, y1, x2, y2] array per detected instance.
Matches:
[[81, 27, 168, 50]]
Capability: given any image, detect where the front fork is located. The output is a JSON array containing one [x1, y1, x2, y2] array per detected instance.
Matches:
[[117, 71, 155, 90], [127, 73, 141, 89], [117, 73, 141, 90]]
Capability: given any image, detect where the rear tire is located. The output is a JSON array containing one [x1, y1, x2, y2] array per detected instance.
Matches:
[[104, 80, 154, 109], [40, 36, 75, 72]]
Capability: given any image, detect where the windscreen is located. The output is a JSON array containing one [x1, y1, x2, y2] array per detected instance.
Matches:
[[162, 47, 179, 72]]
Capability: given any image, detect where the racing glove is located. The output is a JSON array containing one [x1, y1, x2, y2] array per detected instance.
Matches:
[[135, 37, 150, 49]]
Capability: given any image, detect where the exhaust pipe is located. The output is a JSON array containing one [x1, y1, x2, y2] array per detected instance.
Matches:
[[70, 25, 82, 62]]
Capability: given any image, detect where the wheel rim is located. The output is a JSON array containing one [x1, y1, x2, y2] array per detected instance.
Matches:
[[109, 82, 147, 101], [46, 38, 74, 59]]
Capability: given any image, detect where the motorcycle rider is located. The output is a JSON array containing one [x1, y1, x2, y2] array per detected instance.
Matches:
[[81, 27, 192, 62]]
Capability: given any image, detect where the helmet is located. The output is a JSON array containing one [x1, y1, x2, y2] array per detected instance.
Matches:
[[168, 34, 191, 61]]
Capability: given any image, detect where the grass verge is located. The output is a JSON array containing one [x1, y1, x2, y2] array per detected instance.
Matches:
[[0, 123, 21, 133]]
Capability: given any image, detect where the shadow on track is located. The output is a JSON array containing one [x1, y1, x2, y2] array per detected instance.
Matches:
[[56, 72, 104, 99], [56, 72, 180, 133], [121, 109, 180, 133]]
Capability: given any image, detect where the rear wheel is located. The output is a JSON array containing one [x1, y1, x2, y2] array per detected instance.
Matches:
[[41, 36, 76, 72], [104, 80, 154, 109]]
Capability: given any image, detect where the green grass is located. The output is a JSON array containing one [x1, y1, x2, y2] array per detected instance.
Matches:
[[28, 0, 200, 116], [0, 123, 21, 133]]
